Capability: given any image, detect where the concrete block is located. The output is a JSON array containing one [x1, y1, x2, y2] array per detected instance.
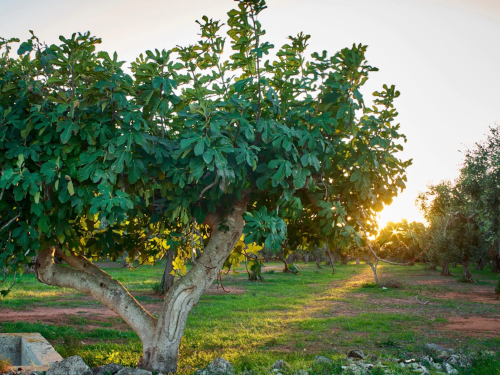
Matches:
[[0, 333, 63, 372]]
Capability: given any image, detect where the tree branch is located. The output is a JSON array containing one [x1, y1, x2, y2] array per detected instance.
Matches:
[[357, 221, 429, 266], [36, 247, 157, 346], [0, 215, 19, 232]]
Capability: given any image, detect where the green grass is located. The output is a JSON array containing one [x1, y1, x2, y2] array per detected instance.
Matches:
[[1, 261, 499, 374]]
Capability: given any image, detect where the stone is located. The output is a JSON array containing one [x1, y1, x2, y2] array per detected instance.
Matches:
[[297, 369, 308, 375], [314, 356, 333, 364], [347, 350, 365, 359], [446, 354, 472, 368], [443, 362, 458, 374], [46, 356, 92, 375], [271, 360, 288, 371], [424, 343, 454, 358], [92, 363, 124, 375], [195, 358, 234, 375], [115, 369, 152, 375]]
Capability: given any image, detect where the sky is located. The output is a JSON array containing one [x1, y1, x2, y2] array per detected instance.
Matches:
[[1, 0, 500, 228]]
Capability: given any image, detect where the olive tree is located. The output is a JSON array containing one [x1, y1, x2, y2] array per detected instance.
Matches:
[[0, 1, 409, 372], [460, 126, 500, 272], [417, 181, 480, 280]]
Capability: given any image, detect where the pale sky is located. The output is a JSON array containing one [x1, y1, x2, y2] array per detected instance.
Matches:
[[1, 0, 500, 228]]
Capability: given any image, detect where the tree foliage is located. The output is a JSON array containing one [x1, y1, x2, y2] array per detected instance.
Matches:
[[0, 2, 409, 279]]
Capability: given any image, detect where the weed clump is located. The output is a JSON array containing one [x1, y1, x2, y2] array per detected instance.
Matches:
[[495, 279, 500, 295], [151, 282, 164, 296], [0, 357, 11, 373], [361, 282, 378, 288]]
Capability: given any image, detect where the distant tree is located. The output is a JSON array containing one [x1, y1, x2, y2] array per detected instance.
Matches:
[[459, 126, 500, 273], [358, 221, 426, 285], [377, 219, 426, 263], [417, 181, 480, 281]]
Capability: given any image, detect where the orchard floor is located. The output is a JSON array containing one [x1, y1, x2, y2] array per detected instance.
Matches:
[[1, 262, 500, 374]]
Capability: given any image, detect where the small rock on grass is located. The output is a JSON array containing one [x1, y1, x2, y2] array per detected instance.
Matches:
[[347, 350, 365, 359], [272, 360, 289, 371], [46, 356, 92, 375], [443, 362, 459, 375], [195, 357, 235, 375], [115, 368, 152, 375], [92, 363, 124, 375], [424, 343, 454, 358]]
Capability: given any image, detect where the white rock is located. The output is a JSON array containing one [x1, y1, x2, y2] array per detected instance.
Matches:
[[47, 356, 92, 375], [443, 363, 459, 375]]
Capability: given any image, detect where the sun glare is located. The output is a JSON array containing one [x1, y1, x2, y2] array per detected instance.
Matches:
[[377, 203, 426, 229]]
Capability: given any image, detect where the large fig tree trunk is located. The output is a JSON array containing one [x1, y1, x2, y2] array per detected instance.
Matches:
[[36, 199, 248, 374]]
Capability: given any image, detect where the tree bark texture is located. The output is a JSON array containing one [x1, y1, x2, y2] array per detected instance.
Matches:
[[461, 255, 474, 283], [475, 257, 484, 271], [160, 249, 175, 294], [441, 262, 451, 276], [36, 198, 248, 374]]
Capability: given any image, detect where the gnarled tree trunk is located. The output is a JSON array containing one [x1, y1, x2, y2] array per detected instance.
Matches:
[[461, 255, 474, 283], [441, 261, 451, 276], [36, 199, 248, 374], [475, 257, 484, 271]]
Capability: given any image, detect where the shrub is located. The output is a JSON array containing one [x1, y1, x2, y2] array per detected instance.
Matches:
[[495, 279, 500, 295], [151, 282, 164, 296]]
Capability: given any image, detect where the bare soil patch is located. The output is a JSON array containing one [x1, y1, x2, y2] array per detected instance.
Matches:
[[428, 291, 500, 304], [204, 286, 246, 295], [0, 307, 120, 323], [438, 316, 500, 337], [0, 304, 162, 329]]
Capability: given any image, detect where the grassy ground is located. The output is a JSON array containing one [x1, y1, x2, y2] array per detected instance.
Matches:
[[1, 261, 500, 374]]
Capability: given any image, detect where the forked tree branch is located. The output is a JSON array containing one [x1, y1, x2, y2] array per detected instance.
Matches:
[[36, 247, 157, 346]]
